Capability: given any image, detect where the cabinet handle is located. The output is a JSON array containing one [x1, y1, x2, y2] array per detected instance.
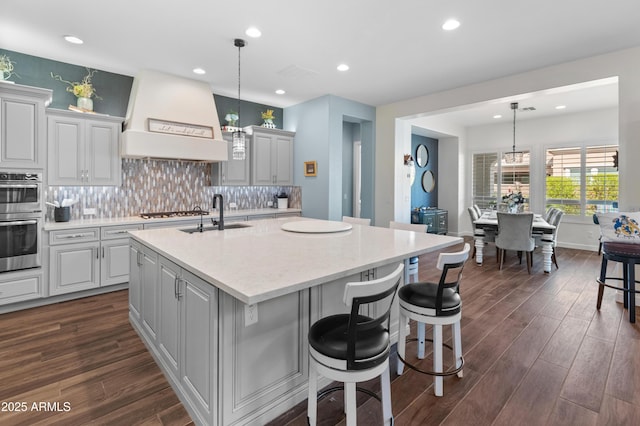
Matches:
[[174, 277, 183, 299], [106, 230, 130, 235], [95, 248, 99, 259], [60, 233, 92, 239], [137, 251, 142, 266], [101, 247, 105, 258]]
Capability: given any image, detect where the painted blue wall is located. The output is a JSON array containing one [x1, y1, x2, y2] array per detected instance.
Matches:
[[285, 95, 375, 220], [411, 134, 438, 209]]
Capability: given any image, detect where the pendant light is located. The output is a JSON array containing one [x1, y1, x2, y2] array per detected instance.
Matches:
[[504, 102, 524, 164], [232, 38, 246, 160]]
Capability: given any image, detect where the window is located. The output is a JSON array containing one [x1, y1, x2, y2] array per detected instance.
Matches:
[[545, 144, 618, 217], [472, 151, 530, 209]]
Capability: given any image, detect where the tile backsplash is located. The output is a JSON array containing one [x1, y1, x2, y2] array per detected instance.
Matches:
[[44, 159, 300, 221]]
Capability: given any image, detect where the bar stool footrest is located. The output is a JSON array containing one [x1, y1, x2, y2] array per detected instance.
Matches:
[[596, 277, 640, 292], [397, 337, 464, 377]]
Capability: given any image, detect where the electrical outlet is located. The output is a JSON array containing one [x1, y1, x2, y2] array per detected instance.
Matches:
[[229, 202, 237, 209], [244, 304, 258, 326], [267, 201, 273, 207], [83, 208, 96, 216]]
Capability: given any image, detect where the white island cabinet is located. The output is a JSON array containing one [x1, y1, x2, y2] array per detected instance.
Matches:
[[128, 217, 462, 426]]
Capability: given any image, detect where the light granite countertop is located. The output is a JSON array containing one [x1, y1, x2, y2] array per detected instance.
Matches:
[[43, 208, 301, 231], [128, 217, 463, 304]]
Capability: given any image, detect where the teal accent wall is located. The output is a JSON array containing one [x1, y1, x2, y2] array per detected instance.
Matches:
[[0, 49, 132, 117], [0, 49, 283, 127], [285, 95, 375, 221], [411, 134, 438, 208], [214, 94, 283, 129]]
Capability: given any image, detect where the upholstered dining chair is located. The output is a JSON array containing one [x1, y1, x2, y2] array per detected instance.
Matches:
[[495, 212, 535, 273], [342, 216, 371, 226], [473, 204, 482, 217]]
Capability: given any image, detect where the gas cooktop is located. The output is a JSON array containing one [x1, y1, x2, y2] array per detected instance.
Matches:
[[139, 210, 210, 219]]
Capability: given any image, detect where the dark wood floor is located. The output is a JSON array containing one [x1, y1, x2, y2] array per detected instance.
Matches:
[[1, 238, 638, 425]]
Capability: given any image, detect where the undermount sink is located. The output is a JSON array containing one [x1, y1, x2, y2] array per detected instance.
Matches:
[[223, 223, 252, 229], [179, 223, 251, 234]]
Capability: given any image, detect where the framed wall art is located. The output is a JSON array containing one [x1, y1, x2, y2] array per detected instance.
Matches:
[[304, 161, 317, 177]]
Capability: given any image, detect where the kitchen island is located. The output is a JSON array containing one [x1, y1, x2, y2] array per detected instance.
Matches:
[[128, 217, 462, 426]]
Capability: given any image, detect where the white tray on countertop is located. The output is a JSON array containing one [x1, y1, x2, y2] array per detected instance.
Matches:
[[281, 220, 352, 233]]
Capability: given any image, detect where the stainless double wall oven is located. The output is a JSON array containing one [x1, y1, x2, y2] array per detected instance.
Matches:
[[0, 172, 43, 273]]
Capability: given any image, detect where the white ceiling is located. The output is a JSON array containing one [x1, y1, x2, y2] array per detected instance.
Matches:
[[2, 0, 639, 114]]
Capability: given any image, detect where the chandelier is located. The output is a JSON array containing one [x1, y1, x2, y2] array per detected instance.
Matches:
[[503, 102, 524, 164]]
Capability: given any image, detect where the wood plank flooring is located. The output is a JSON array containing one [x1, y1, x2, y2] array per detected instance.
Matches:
[[0, 290, 193, 426], [1, 237, 638, 425], [270, 239, 640, 426]]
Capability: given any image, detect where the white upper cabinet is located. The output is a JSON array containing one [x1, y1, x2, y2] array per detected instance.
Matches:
[[211, 132, 250, 186], [249, 126, 294, 186], [0, 83, 51, 170], [47, 109, 122, 186]]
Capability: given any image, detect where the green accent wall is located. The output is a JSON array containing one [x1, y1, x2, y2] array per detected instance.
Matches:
[[0, 49, 283, 127]]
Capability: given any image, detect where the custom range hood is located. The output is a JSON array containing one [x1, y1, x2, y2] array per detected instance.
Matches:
[[121, 70, 228, 162]]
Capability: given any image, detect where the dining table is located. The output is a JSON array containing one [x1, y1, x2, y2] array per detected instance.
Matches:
[[473, 211, 557, 273]]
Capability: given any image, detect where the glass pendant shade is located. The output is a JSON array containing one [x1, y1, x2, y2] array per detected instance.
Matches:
[[232, 130, 246, 160], [232, 38, 246, 161], [503, 151, 524, 164]]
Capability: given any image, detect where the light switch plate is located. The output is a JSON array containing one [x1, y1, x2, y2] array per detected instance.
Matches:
[[244, 304, 258, 326]]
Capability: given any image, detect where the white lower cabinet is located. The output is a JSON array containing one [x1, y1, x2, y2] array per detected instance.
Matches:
[[49, 240, 100, 296], [181, 269, 216, 424], [158, 256, 180, 378], [0, 269, 43, 306], [132, 245, 217, 425], [48, 224, 142, 296], [128, 240, 142, 321]]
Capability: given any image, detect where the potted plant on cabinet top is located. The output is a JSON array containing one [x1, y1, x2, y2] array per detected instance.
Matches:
[[0, 54, 19, 82], [50, 67, 102, 112]]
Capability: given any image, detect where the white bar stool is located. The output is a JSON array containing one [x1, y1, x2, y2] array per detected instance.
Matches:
[[307, 263, 403, 426], [396, 243, 470, 396]]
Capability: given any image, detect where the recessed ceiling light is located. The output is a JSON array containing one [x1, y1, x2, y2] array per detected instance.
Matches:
[[493, 114, 502, 119], [275, 89, 285, 95], [337, 64, 349, 72], [555, 105, 567, 110], [245, 27, 262, 38], [442, 19, 460, 31], [64, 35, 83, 44], [192, 67, 206, 75]]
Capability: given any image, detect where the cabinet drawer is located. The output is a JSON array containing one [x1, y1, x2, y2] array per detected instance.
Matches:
[[0, 275, 42, 304], [101, 224, 142, 240], [49, 227, 100, 245]]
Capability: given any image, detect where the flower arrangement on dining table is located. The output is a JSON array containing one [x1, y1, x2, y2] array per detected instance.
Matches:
[[502, 183, 526, 212]]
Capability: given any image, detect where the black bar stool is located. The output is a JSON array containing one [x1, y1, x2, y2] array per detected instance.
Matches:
[[597, 241, 640, 323]]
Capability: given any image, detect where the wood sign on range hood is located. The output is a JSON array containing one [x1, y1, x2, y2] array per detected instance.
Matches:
[[121, 69, 228, 162]]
